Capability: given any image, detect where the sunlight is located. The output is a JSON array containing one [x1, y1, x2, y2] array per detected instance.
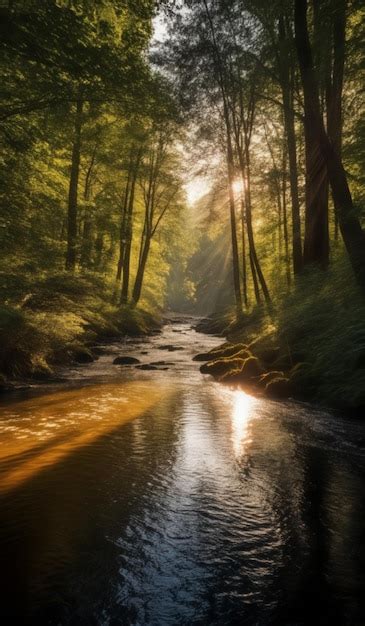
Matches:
[[185, 177, 211, 205], [231, 390, 255, 457], [0, 382, 173, 494], [232, 179, 243, 196]]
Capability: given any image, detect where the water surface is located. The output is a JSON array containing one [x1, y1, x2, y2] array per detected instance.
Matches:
[[1, 318, 365, 625]]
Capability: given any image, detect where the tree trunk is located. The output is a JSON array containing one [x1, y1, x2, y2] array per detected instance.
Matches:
[[116, 165, 132, 281], [282, 147, 291, 286], [65, 94, 83, 271], [240, 199, 248, 308], [244, 143, 271, 305], [327, 0, 347, 240], [120, 154, 140, 304], [80, 219, 92, 267], [278, 15, 303, 275], [294, 1, 329, 269], [132, 236, 150, 304], [294, 0, 365, 291], [224, 105, 243, 318]]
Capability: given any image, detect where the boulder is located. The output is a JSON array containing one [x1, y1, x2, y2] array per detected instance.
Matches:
[[158, 345, 184, 351], [74, 349, 95, 364], [200, 357, 244, 377], [113, 356, 140, 365], [150, 361, 174, 366], [193, 342, 249, 362], [236, 356, 263, 380]]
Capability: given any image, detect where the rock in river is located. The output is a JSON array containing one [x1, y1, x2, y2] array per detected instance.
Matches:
[[113, 356, 141, 365]]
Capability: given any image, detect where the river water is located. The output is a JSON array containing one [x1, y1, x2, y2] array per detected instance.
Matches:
[[0, 317, 365, 625]]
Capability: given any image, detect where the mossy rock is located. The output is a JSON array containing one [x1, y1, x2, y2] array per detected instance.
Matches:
[[200, 357, 244, 377], [258, 370, 285, 387], [265, 377, 291, 399], [200, 355, 263, 383], [219, 367, 245, 383], [236, 356, 264, 380], [194, 342, 248, 362]]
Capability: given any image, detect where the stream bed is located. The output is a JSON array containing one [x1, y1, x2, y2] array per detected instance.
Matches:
[[0, 317, 365, 625]]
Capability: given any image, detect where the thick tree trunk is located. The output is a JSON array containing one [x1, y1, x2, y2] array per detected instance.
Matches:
[[302, 126, 329, 268], [295, 0, 365, 291], [300, 0, 329, 269], [327, 0, 347, 240], [65, 94, 83, 271]]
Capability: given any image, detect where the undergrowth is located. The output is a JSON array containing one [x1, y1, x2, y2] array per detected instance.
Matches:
[[0, 270, 161, 383], [220, 257, 365, 409]]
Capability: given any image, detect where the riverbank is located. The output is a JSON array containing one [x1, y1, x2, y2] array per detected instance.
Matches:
[[195, 266, 365, 412], [0, 271, 162, 390]]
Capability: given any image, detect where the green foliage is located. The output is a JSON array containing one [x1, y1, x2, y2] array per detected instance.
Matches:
[[276, 260, 365, 408], [0, 270, 161, 381]]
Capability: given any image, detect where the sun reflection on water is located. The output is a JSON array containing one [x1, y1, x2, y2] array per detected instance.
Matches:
[[231, 391, 255, 457]]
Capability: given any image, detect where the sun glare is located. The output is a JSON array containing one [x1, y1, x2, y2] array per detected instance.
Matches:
[[231, 391, 254, 457], [232, 179, 243, 196]]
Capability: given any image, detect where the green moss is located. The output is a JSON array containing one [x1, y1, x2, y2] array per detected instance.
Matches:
[[200, 357, 245, 377]]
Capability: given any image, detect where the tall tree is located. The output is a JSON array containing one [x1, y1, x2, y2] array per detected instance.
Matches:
[[294, 0, 365, 290]]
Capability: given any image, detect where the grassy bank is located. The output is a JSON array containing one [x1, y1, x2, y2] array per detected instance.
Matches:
[[196, 260, 365, 411], [0, 271, 162, 387]]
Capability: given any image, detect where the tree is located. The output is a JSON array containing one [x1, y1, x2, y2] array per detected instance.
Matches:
[[294, 0, 365, 291]]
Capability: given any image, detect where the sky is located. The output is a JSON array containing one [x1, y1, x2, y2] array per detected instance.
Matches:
[[151, 13, 211, 207]]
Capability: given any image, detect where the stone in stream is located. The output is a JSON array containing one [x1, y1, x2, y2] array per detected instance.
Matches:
[[136, 364, 159, 370], [150, 361, 174, 366], [193, 343, 248, 362], [113, 356, 140, 365], [73, 349, 95, 364], [158, 345, 184, 352]]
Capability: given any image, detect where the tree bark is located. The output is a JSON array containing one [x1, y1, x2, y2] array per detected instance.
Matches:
[[132, 237, 150, 304], [240, 199, 248, 308], [65, 93, 83, 271], [120, 149, 141, 304], [300, 0, 329, 269], [278, 14, 303, 274], [294, 0, 365, 291]]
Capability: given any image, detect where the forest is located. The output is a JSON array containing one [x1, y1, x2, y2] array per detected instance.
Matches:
[[1, 1, 365, 625], [1, 0, 364, 408]]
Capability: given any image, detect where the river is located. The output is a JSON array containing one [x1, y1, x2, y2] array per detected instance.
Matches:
[[0, 317, 365, 625]]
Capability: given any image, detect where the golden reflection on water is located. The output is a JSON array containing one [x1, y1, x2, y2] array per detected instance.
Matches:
[[0, 382, 172, 494], [231, 391, 255, 457]]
